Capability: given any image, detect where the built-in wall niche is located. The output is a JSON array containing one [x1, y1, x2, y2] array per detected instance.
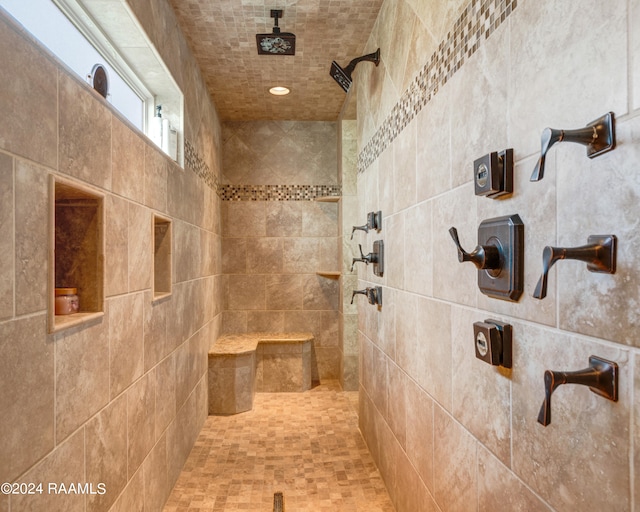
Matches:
[[153, 214, 172, 300], [49, 176, 105, 333]]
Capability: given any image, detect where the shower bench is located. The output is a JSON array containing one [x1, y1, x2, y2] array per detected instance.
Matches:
[[207, 332, 314, 415]]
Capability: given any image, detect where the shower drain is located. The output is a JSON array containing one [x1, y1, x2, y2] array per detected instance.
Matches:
[[273, 491, 284, 512]]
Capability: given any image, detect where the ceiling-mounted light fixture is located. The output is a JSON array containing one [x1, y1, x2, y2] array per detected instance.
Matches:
[[330, 49, 381, 93], [256, 10, 296, 55], [269, 86, 290, 96]]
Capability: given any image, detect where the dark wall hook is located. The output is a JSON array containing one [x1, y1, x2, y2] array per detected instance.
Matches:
[[537, 355, 618, 427], [533, 235, 617, 299], [530, 112, 615, 182]]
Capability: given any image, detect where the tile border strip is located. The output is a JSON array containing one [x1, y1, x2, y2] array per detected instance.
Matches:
[[218, 184, 342, 201], [357, 0, 517, 173], [185, 139, 342, 201], [185, 138, 218, 190]]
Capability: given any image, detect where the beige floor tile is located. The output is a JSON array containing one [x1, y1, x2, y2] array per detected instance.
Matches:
[[164, 382, 394, 511]]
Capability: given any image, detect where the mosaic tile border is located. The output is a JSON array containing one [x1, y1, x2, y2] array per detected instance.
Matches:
[[218, 184, 342, 201], [357, 0, 518, 172], [185, 138, 218, 190], [185, 139, 341, 201]]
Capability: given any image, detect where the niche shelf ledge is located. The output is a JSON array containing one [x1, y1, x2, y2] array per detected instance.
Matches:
[[51, 312, 105, 333], [316, 271, 341, 279], [314, 196, 341, 202]]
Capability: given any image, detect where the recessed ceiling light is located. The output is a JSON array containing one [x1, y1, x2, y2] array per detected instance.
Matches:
[[269, 86, 290, 96]]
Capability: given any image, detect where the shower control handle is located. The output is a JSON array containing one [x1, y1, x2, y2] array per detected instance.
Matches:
[[537, 356, 618, 427], [532, 235, 617, 299], [448, 227, 500, 270], [351, 211, 382, 240], [530, 126, 596, 182], [351, 286, 382, 306], [350, 223, 369, 239], [530, 112, 616, 182], [351, 244, 377, 271], [351, 289, 367, 303]]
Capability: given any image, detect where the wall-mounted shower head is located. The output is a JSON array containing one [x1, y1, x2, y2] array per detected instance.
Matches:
[[256, 9, 296, 55], [330, 48, 380, 92]]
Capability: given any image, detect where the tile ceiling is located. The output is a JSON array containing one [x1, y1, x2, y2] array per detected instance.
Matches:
[[167, 0, 383, 121]]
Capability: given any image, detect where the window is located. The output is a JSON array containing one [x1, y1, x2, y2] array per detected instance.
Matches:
[[0, 0, 183, 164]]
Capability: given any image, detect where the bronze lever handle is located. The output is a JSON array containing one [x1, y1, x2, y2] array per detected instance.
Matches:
[[351, 244, 377, 271], [448, 227, 501, 270], [537, 356, 618, 427], [351, 288, 368, 304], [530, 125, 597, 182], [530, 113, 616, 182], [351, 287, 382, 305], [533, 235, 617, 299], [350, 223, 369, 240], [351, 211, 382, 240]]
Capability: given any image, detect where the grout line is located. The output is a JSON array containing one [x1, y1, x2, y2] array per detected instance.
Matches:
[[629, 349, 636, 512], [11, 154, 15, 321], [628, 0, 633, 118]]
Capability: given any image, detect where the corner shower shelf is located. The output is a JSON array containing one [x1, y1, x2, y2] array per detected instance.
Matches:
[[316, 271, 341, 279], [49, 176, 105, 333], [314, 196, 341, 202]]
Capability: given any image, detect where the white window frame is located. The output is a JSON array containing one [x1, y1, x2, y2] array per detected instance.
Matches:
[[55, 0, 184, 164], [53, 0, 154, 128]]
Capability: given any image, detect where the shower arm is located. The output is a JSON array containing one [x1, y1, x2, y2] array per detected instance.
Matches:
[[271, 10, 281, 32], [342, 49, 381, 77]]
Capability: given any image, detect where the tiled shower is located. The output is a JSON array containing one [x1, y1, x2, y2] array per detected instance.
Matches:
[[0, 0, 222, 509], [353, 0, 640, 511], [219, 121, 344, 384], [1, 1, 639, 512]]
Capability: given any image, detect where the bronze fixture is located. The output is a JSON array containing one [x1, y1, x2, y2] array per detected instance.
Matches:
[[351, 241, 384, 276], [330, 49, 380, 93], [449, 227, 501, 270], [473, 319, 512, 368], [351, 211, 382, 239], [90, 64, 109, 99], [537, 355, 618, 427], [273, 491, 284, 512], [448, 214, 524, 301], [474, 149, 513, 198], [256, 10, 296, 55], [532, 235, 617, 299], [530, 112, 616, 182], [351, 286, 382, 306]]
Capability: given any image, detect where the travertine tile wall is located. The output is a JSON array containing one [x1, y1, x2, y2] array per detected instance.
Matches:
[[220, 121, 341, 381], [339, 119, 360, 390], [354, 0, 640, 511], [0, 0, 222, 510]]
